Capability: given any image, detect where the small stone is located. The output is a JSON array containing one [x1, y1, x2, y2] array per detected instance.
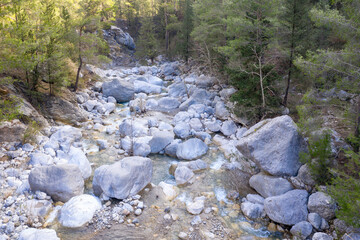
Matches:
[[134, 209, 142, 216], [178, 232, 188, 239], [191, 215, 202, 226], [164, 214, 171, 220]]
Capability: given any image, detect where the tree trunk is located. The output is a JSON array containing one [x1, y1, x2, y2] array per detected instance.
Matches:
[[74, 27, 83, 92], [283, 0, 297, 107]]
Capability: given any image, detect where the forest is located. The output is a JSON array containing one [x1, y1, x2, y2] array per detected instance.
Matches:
[[0, 0, 360, 236]]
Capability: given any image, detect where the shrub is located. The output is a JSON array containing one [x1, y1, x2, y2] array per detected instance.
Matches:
[[23, 121, 41, 144], [0, 96, 21, 122]]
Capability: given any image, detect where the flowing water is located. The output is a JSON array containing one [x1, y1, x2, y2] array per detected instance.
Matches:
[[51, 67, 281, 240]]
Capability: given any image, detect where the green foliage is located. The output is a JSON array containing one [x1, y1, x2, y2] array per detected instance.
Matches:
[[136, 16, 158, 62], [22, 121, 41, 144], [328, 145, 360, 228], [0, 96, 21, 122], [300, 132, 333, 185]]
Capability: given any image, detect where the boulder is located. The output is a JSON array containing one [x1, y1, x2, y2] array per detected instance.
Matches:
[[104, 102, 116, 115], [133, 140, 151, 157], [221, 120, 237, 137], [83, 100, 97, 112], [237, 115, 305, 176], [176, 138, 208, 160], [158, 182, 179, 201], [119, 118, 148, 138], [296, 164, 316, 187], [308, 212, 322, 230], [179, 159, 208, 172], [67, 146, 92, 179], [0, 120, 26, 142], [157, 97, 180, 110], [204, 120, 221, 132], [173, 111, 192, 125], [102, 79, 134, 103], [49, 125, 82, 145], [161, 62, 179, 76], [149, 131, 174, 153], [59, 194, 102, 228], [174, 166, 194, 185], [179, 89, 214, 111], [93, 157, 152, 199], [134, 80, 162, 94], [110, 26, 135, 50], [290, 221, 313, 239], [249, 173, 293, 198], [174, 122, 191, 139], [241, 202, 265, 220], [189, 118, 203, 131], [308, 192, 336, 221], [165, 139, 181, 158], [264, 189, 309, 226], [312, 233, 334, 240], [168, 82, 187, 97], [246, 194, 265, 205], [195, 75, 216, 88], [28, 164, 84, 202], [18, 228, 60, 240]]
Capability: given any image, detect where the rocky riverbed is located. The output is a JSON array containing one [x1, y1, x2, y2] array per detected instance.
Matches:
[[0, 59, 359, 240]]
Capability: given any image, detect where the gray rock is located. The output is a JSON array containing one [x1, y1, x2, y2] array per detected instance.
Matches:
[[290, 221, 313, 239], [215, 101, 230, 120], [0, 120, 26, 142], [164, 139, 181, 158], [67, 146, 92, 179], [84, 100, 97, 112], [342, 233, 360, 240], [59, 194, 102, 228], [18, 228, 60, 240], [168, 82, 187, 97], [237, 115, 305, 176], [22, 199, 52, 218], [149, 131, 174, 153], [119, 119, 148, 138], [157, 97, 180, 110], [296, 164, 316, 187], [189, 118, 203, 131], [102, 79, 134, 103], [205, 120, 221, 132], [158, 122, 173, 131], [195, 75, 216, 88], [104, 102, 116, 115], [145, 99, 158, 110], [174, 122, 191, 139], [107, 96, 117, 103], [249, 173, 293, 198], [220, 88, 237, 99], [191, 215, 202, 225], [173, 111, 192, 125], [241, 202, 265, 220], [179, 159, 208, 172], [29, 164, 84, 202], [246, 194, 265, 205], [29, 153, 53, 166], [176, 138, 208, 160], [221, 120, 237, 137], [312, 233, 333, 240], [179, 89, 214, 111], [110, 26, 135, 50], [93, 157, 152, 199], [133, 140, 151, 157], [97, 139, 109, 150], [236, 127, 247, 139], [175, 166, 194, 185], [308, 192, 336, 221], [161, 62, 179, 76], [308, 212, 322, 230], [264, 189, 309, 226], [22, 143, 34, 152], [134, 80, 162, 94], [189, 104, 206, 115], [49, 125, 82, 144]]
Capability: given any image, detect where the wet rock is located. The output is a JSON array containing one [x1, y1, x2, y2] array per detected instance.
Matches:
[[18, 228, 60, 240], [102, 79, 134, 103], [241, 202, 265, 220], [249, 173, 293, 198], [29, 153, 53, 166], [93, 157, 152, 199], [237, 115, 305, 176], [308, 192, 336, 221], [29, 164, 84, 202], [149, 131, 174, 153], [221, 120, 237, 137], [312, 232, 333, 240], [59, 194, 102, 228], [186, 196, 205, 215], [174, 122, 191, 139], [157, 97, 181, 110], [175, 166, 194, 185], [176, 138, 208, 160], [290, 221, 313, 239], [264, 189, 309, 226]]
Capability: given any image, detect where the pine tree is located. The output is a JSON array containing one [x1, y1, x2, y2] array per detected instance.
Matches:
[[136, 16, 158, 63], [179, 0, 193, 62]]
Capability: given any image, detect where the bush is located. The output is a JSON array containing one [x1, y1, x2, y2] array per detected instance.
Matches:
[[23, 121, 41, 144], [300, 132, 333, 185], [328, 148, 360, 228], [0, 96, 21, 122]]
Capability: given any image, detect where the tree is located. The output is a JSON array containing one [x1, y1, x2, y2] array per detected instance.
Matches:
[[178, 0, 193, 62], [136, 15, 158, 63], [279, 0, 312, 106], [218, 0, 281, 120]]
